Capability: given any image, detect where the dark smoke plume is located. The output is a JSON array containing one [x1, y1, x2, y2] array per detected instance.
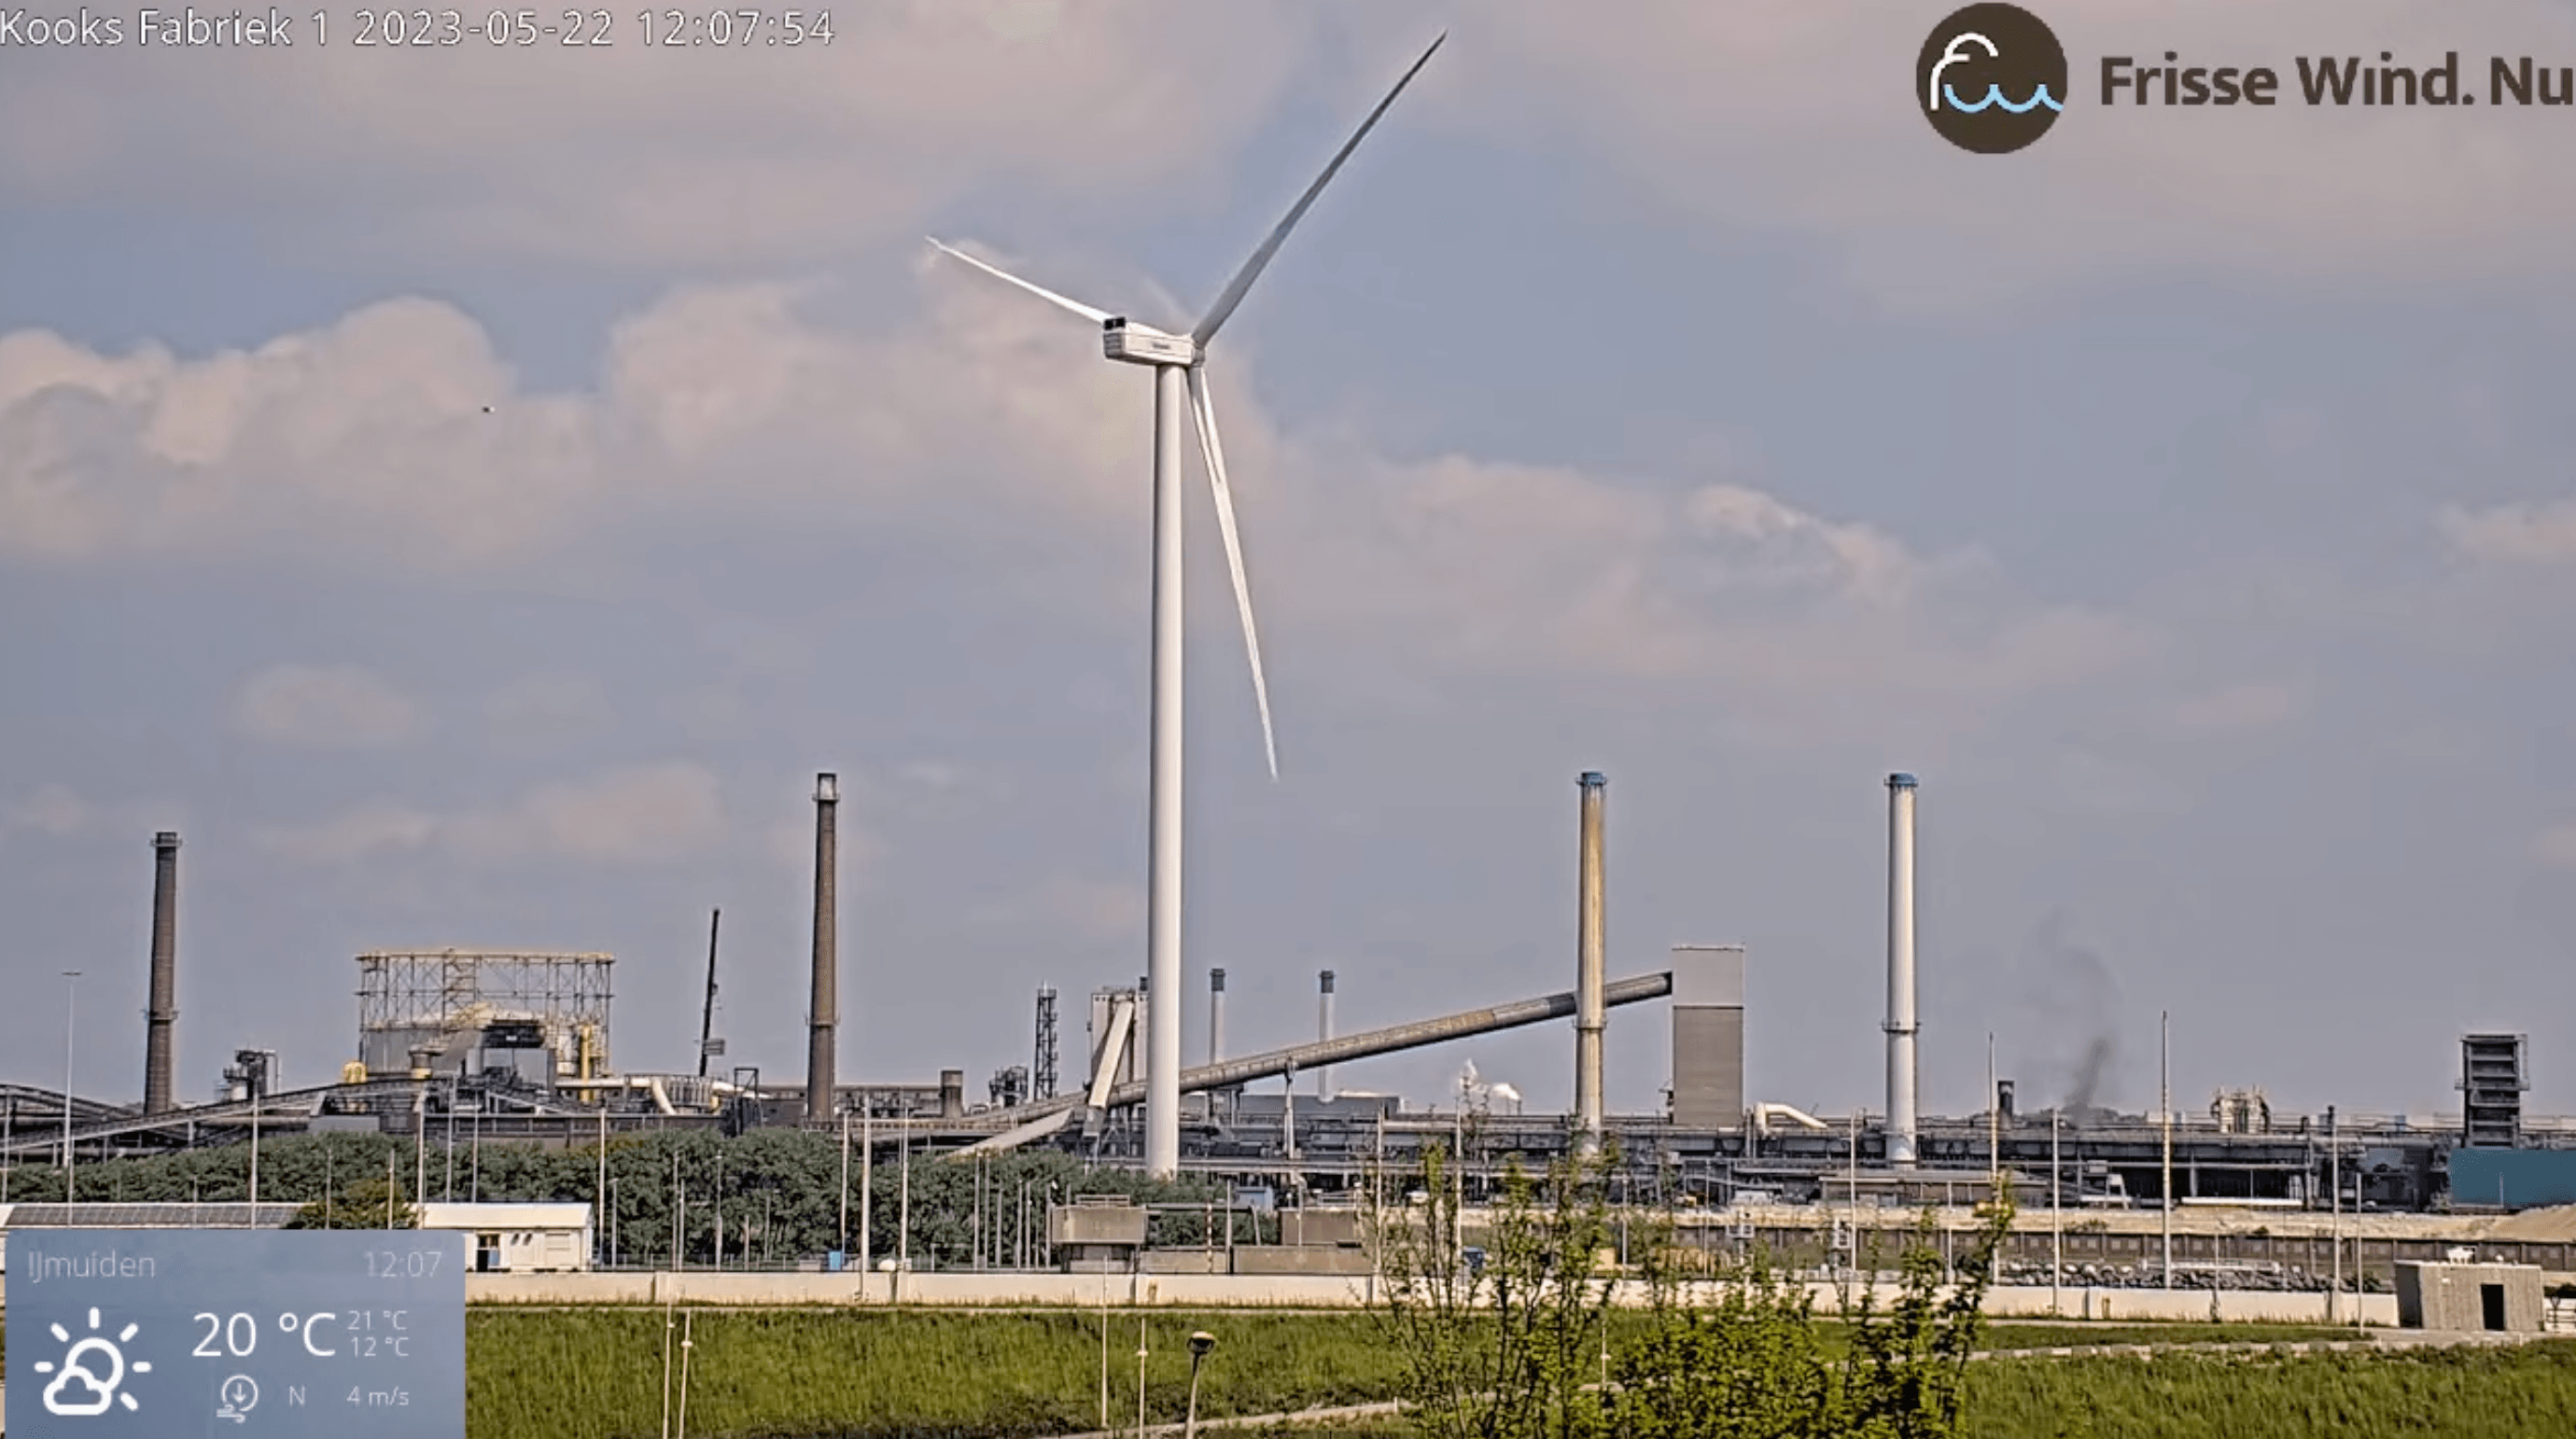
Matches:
[[2065, 1034, 2115, 1113], [2008, 911, 2124, 1116]]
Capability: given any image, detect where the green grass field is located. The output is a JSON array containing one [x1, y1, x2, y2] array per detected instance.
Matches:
[[467, 1308, 1403, 1438], [1134, 1347, 2576, 1439], [1961, 1344, 2576, 1439], [453, 1309, 2384, 1439], [12, 1306, 2567, 1436]]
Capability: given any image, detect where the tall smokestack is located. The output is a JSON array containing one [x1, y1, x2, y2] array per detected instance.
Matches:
[[143, 831, 181, 1115], [1316, 970, 1336, 1098], [806, 773, 840, 1122], [1575, 772, 1608, 1155], [1885, 773, 1920, 1167], [1208, 968, 1226, 1066]]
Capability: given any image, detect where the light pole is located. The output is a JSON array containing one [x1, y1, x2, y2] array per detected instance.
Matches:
[[595, 1106, 609, 1267], [61, 970, 80, 1203], [2050, 1106, 2062, 1314], [1184, 1331, 1217, 1439], [2159, 1010, 2173, 1291], [2328, 1105, 2342, 1323], [1986, 1031, 1998, 1190]]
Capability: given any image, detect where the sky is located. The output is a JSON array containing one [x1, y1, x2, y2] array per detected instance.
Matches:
[[5, 0, 2575, 1128]]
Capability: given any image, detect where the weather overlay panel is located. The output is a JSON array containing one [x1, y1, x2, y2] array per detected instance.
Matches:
[[4, 1230, 467, 1438]]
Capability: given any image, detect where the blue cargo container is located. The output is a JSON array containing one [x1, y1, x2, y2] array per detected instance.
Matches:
[[2449, 1148, 2576, 1208]]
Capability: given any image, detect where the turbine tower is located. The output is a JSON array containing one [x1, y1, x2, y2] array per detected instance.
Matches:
[[930, 33, 1445, 1178]]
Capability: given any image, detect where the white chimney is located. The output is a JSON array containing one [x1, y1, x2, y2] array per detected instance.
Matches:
[[1885, 772, 1920, 1168], [1316, 970, 1337, 1098]]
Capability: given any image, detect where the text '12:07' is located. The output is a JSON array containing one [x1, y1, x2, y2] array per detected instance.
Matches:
[[313, 10, 835, 46]]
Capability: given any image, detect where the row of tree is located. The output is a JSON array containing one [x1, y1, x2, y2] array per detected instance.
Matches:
[[5, 1129, 1226, 1266]]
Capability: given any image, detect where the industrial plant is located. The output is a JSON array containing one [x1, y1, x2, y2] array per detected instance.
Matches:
[[8, 767, 2576, 1289]]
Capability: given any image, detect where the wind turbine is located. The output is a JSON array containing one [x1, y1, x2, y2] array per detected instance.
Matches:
[[930, 33, 1445, 1179]]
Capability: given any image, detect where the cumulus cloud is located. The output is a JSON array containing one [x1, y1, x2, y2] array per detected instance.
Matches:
[[891, 761, 1015, 813], [258, 761, 725, 866], [0, 268, 2149, 743], [483, 674, 610, 733], [972, 873, 1144, 943], [233, 664, 421, 749], [2535, 824, 2576, 872], [761, 813, 891, 888], [2163, 679, 2306, 738], [2440, 499, 2576, 564], [0, 784, 189, 844], [0, 302, 587, 564], [0, 2, 1315, 270], [3, 783, 95, 838]]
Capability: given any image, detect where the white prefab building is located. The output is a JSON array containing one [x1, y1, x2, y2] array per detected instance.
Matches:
[[414, 1202, 594, 1273]]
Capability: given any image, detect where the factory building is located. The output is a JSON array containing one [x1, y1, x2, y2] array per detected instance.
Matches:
[[415, 1202, 595, 1273], [14, 764, 2576, 1282], [2395, 1259, 2546, 1333], [1668, 944, 1746, 1129]]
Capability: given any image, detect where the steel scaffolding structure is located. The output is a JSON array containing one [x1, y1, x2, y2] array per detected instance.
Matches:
[[355, 949, 614, 1078]]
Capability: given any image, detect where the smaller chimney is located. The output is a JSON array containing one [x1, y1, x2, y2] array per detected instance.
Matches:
[[1575, 772, 1608, 1154], [806, 773, 841, 1123], [1884, 772, 1920, 1168], [1316, 970, 1337, 1099], [939, 1069, 965, 1118], [1997, 1079, 2016, 1123], [143, 831, 182, 1115], [1208, 968, 1227, 1066]]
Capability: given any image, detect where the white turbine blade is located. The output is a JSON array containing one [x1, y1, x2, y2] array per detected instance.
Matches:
[[926, 237, 1113, 325], [1190, 33, 1447, 346], [1187, 365, 1278, 781]]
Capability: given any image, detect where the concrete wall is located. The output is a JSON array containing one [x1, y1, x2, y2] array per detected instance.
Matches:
[[443, 1270, 2397, 1324], [1051, 1205, 1148, 1246], [1278, 1209, 1365, 1247], [1229, 1246, 1375, 1277]]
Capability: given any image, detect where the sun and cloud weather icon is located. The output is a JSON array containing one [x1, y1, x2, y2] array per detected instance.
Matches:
[[33, 1306, 153, 1415]]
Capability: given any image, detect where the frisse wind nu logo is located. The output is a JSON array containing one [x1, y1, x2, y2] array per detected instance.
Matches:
[[1918, 3, 2069, 153]]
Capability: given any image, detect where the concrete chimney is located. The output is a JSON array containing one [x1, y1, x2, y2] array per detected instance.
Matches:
[[806, 773, 840, 1123], [939, 1068, 965, 1118], [1575, 772, 1608, 1155], [1316, 970, 1337, 1099], [1884, 773, 1920, 1167], [143, 831, 181, 1115], [1208, 968, 1227, 1066]]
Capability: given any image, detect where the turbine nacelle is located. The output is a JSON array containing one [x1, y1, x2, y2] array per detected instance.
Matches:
[[1102, 318, 1198, 368]]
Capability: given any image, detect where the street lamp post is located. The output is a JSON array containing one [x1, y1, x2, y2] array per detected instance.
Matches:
[[1184, 1331, 1217, 1439], [61, 970, 80, 1203], [2050, 1106, 2063, 1314]]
